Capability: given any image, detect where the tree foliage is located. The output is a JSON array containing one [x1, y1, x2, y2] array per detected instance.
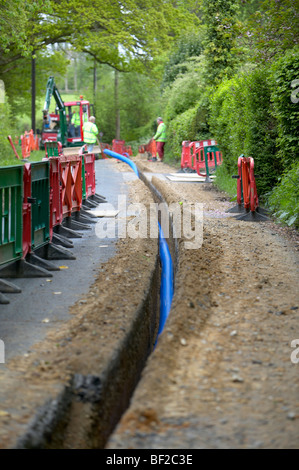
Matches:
[[270, 47, 299, 167], [162, 31, 204, 89], [201, 0, 240, 84], [243, 0, 299, 63]]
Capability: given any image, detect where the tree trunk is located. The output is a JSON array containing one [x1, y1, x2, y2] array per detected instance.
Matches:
[[74, 56, 77, 92], [93, 59, 97, 117]]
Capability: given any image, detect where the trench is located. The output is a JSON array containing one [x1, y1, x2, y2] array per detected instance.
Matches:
[[16, 163, 179, 449]]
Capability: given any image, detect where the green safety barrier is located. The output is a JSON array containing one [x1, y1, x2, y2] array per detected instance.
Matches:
[[45, 141, 60, 157], [30, 161, 50, 251], [0, 165, 23, 266]]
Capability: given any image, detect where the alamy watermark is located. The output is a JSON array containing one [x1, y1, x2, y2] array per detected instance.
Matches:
[[291, 79, 299, 104], [290, 339, 299, 364], [95, 196, 203, 249], [0, 340, 5, 363]]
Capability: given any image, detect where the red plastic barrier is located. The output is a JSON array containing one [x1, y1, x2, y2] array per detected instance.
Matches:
[[138, 145, 145, 154], [7, 135, 20, 159], [84, 153, 96, 198], [59, 155, 82, 218], [236, 156, 243, 205], [193, 140, 223, 177], [125, 145, 132, 156], [22, 164, 32, 258], [99, 142, 112, 159], [45, 140, 63, 158], [240, 156, 259, 212], [145, 139, 157, 158], [21, 133, 31, 159], [48, 157, 63, 240], [180, 141, 192, 169], [112, 139, 126, 155]]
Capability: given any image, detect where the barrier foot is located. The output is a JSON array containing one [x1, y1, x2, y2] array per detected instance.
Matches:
[[226, 204, 246, 214], [205, 176, 212, 183], [79, 208, 98, 219], [90, 193, 107, 203], [72, 212, 97, 224], [256, 206, 270, 216], [52, 233, 74, 249], [82, 199, 99, 209], [34, 243, 76, 261], [53, 224, 83, 239], [27, 253, 60, 272], [0, 279, 22, 294], [0, 260, 52, 278], [63, 216, 91, 231], [0, 292, 10, 304], [236, 210, 270, 222]]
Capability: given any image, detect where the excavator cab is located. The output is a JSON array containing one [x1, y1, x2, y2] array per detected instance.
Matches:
[[42, 77, 92, 149], [64, 100, 90, 146]]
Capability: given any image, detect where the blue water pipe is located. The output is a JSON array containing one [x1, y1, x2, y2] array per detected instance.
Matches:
[[103, 149, 173, 339], [157, 222, 174, 337], [103, 149, 139, 178]]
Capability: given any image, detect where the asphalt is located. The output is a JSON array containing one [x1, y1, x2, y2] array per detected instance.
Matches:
[[0, 159, 135, 363]]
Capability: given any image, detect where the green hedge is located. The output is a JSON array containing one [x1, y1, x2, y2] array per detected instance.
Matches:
[[209, 66, 280, 194], [0, 97, 17, 164], [270, 47, 299, 169], [164, 93, 212, 163], [267, 161, 299, 228]]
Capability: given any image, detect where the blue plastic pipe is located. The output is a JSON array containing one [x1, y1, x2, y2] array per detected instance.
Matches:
[[103, 149, 139, 178], [103, 149, 173, 339], [157, 222, 174, 337]]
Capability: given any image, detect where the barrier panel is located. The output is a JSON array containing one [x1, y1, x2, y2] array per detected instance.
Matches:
[[45, 141, 63, 158], [0, 166, 23, 266], [180, 141, 191, 169], [60, 154, 82, 218], [7, 136, 20, 160], [30, 161, 50, 251], [194, 140, 222, 179], [125, 145, 132, 156], [239, 156, 259, 213], [83, 153, 96, 199], [21, 133, 31, 159], [99, 142, 111, 159], [81, 154, 86, 201], [143, 139, 156, 159], [48, 157, 63, 240], [112, 139, 126, 155], [22, 163, 32, 258], [228, 155, 269, 221]]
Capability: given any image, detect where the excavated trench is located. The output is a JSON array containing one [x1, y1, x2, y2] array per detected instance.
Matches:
[[3, 156, 298, 449], [12, 163, 179, 449]]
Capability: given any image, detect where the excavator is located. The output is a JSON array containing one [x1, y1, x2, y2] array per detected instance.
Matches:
[[40, 76, 92, 149]]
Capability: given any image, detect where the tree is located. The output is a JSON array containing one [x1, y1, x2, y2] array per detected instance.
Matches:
[[1, 0, 199, 75], [201, 0, 240, 84], [243, 0, 299, 63]]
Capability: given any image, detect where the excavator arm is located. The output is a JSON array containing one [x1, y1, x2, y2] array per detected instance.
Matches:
[[43, 76, 67, 146]]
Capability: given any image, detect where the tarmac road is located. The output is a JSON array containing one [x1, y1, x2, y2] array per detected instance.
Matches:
[[0, 159, 134, 362]]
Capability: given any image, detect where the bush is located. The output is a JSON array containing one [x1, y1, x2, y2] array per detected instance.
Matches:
[[164, 91, 213, 164], [0, 96, 17, 164], [164, 106, 198, 162], [270, 47, 299, 169], [209, 67, 280, 194], [267, 162, 299, 228]]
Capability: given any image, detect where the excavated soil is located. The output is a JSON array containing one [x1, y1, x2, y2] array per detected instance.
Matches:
[[0, 155, 298, 449], [107, 156, 299, 449]]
